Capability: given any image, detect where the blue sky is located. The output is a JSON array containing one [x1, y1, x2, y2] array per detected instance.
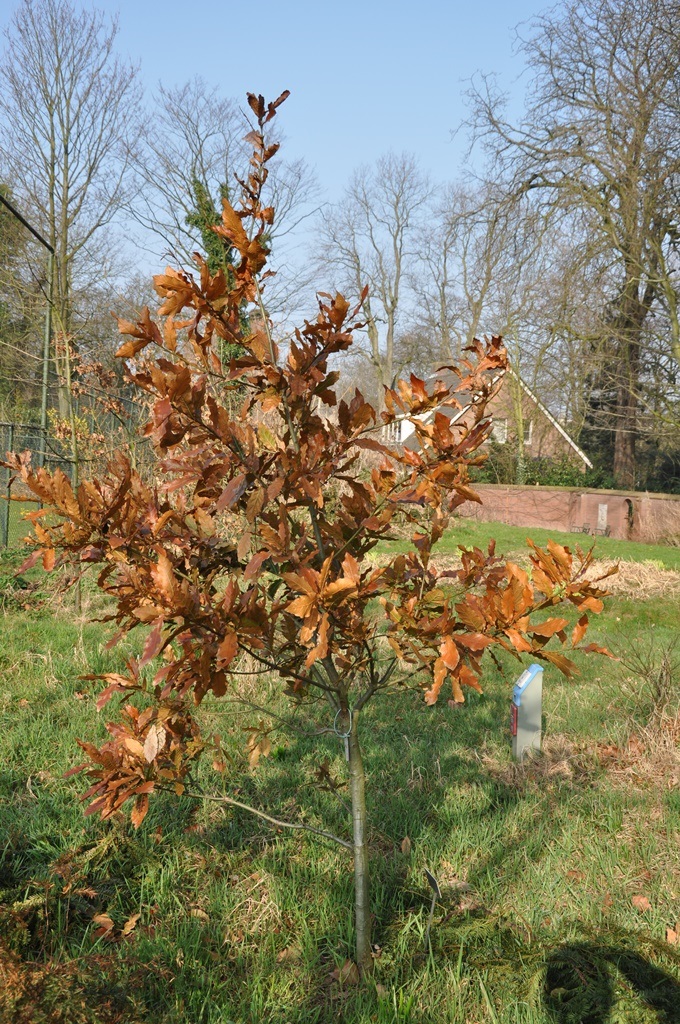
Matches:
[[113, 0, 544, 199], [0, 0, 547, 286]]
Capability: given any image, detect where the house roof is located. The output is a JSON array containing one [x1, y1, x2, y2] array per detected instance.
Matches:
[[399, 364, 593, 469], [503, 368, 593, 470]]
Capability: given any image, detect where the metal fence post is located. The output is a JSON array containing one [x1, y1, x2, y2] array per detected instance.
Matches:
[[1, 423, 13, 548], [39, 250, 54, 470]]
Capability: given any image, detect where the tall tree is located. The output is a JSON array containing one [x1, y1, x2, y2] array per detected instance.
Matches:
[[0, 0, 143, 416], [0, 182, 46, 419], [131, 78, 319, 322], [317, 153, 433, 405], [130, 80, 246, 270], [413, 183, 572, 482], [468, 0, 680, 488]]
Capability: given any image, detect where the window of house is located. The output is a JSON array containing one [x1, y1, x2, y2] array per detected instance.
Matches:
[[524, 419, 533, 446], [491, 417, 507, 444]]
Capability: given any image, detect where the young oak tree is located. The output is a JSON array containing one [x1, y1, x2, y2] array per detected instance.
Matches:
[[7, 93, 613, 974]]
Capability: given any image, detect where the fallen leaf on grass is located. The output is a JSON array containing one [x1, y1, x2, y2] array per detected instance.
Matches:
[[92, 913, 115, 940], [666, 925, 679, 945], [121, 912, 140, 937], [596, 743, 620, 763], [330, 959, 360, 985], [276, 945, 300, 963], [190, 907, 210, 922], [566, 869, 585, 883], [632, 895, 651, 912], [401, 836, 412, 856], [628, 734, 645, 757]]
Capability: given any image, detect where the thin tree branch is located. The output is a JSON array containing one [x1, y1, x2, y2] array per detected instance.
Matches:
[[171, 787, 352, 849]]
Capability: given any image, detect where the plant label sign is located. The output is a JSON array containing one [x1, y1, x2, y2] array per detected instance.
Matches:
[[511, 664, 543, 761]]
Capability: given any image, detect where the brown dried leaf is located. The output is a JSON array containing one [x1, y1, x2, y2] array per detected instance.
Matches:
[[121, 912, 141, 937], [531, 617, 569, 638], [217, 631, 238, 668], [123, 737, 145, 759], [92, 913, 115, 939], [143, 722, 163, 763], [331, 959, 360, 986], [130, 793, 149, 828]]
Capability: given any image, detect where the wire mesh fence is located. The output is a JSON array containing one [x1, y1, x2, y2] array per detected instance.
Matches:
[[0, 421, 76, 548], [1, 419, 157, 549]]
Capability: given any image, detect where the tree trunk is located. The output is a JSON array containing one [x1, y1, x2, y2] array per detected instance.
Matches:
[[508, 346, 526, 486], [347, 709, 372, 973], [613, 379, 637, 490], [612, 319, 642, 491]]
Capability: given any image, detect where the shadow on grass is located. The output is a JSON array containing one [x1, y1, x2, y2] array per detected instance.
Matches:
[[1, 656, 650, 1024], [544, 941, 680, 1024], [178, 683, 613, 1020]]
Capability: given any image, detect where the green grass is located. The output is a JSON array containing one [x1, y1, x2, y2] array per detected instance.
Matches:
[[0, 498, 36, 550], [384, 518, 680, 571], [0, 560, 679, 1022]]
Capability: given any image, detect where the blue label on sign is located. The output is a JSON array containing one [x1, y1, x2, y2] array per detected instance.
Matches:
[[512, 664, 543, 706]]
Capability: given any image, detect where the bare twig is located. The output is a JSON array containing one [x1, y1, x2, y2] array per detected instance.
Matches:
[[172, 787, 352, 849]]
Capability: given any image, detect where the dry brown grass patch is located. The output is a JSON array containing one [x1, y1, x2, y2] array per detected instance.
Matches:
[[594, 712, 680, 791], [584, 559, 680, 599], [0, 942, 139, 1024], [477, 734, 598, 790], [424, 551, 680, 601]]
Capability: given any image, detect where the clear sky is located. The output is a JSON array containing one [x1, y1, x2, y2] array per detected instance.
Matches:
[[113, 0, 543, 200], [0, 0, 547, 287]]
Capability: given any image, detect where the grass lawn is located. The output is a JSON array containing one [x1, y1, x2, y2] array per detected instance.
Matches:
[[384, 518, 680, 572], [0, 555, 679, 1023], [1, 499, 37, 550]]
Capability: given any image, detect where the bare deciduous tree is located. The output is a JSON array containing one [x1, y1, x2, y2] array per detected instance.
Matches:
[[317, 153, 433, 404], [0, 0, 144, 417], [468, 0, 680, 488], [130, 78, 320, 322], [413, 182, 565, 481]]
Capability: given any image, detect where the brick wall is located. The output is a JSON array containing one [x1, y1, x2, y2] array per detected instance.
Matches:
[[457, 483, 680, 544]]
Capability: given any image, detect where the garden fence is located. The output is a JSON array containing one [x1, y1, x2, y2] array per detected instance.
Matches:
[[0, 420, 156, 548], [0, 421, 76, 548]]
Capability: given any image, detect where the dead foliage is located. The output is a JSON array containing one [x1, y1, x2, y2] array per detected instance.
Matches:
[[2, 91, 615, 972], [594, 714, 680, 791], [479, 734, 598, 790], [428, 551, 680, 601], [584, 559, 680, 600], [0, 942, 142, 1024]]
